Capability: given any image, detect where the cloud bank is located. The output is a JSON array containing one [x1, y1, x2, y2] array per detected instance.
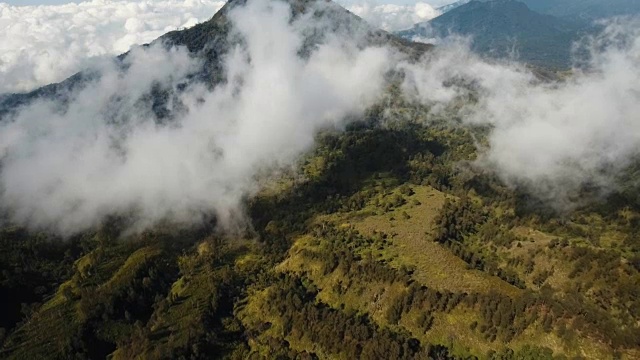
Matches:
[[0, 0, 639, 236], [0, 0, 225, 93], [0, 0, 390, 235], [0, 0, 445, 94], [401, 18, 640, 202], [346, 2, 440, 32]]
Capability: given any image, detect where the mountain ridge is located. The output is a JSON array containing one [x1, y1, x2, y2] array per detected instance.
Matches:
[[439, 0, 640, 20], [398, 0, 586, 68], [0, 0, 431, 120]]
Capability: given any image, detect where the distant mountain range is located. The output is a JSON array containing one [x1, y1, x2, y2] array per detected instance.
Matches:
[[439, 0, 640, 20], [522, 0, 640, 20], [399, 0, 597, 68]]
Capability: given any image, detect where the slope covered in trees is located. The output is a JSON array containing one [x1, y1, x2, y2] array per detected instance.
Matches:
[[1, 0, 640, 359], [1, 85, 640, 359]]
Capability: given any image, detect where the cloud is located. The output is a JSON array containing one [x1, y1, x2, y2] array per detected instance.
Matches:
[[0, 0, 443, 94], [0, 0, 391, 235], [346, 1, 440, 32], [0, 0, 225, 93], [401, 17, 640, 204], [1, 0, 639, 236]]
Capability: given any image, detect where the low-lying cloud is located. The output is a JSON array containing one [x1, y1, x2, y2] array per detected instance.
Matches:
[[346, 2, 440, 32], [0, 0, 225, 93], [0, 0, 639, 236], [402, 18, 640, 203], [0, 0, 390, 235], [0, 0, 445, 94]]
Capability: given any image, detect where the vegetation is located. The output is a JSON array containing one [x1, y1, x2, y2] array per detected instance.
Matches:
[[1, 1, 640, 359], [2, 88, 640, 359]]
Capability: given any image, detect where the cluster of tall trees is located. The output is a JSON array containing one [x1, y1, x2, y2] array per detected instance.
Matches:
[[267, 275, 454, 360]]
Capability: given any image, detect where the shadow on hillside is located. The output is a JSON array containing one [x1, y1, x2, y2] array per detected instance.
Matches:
[[248, 122, 447, 254]]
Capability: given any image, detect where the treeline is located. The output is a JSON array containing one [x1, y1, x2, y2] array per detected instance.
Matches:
[[433, 197, 526, 288], [299, 223, 640, 352], [266, 274, 456, 360], [4, 117, 640, 358], [0, 226, 87, 340], [301, 225, 539, 345]]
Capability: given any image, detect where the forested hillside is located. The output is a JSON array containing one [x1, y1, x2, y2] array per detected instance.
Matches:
[[1, 0, 639, 359], [1, 84, 639, 359]]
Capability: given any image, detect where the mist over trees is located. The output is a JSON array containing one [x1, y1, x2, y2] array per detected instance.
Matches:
[[1, 0, 640, 359]]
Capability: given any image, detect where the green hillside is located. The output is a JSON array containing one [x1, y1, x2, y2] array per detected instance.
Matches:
[[1, 83, 640, 359], [1, 0, 640, 359]]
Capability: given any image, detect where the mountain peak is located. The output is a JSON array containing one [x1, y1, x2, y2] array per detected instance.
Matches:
[[398, 0, 583, 68], [1, 0, 430, 116], [160, 0, 427, 53]]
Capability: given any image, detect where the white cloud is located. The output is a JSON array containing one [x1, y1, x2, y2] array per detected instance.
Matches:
[[1, 0, 639, 235], [347, 1, 440, 32], [0, 0, 444, 94], [0, 0, 225, 93], [401, 18, 640, 204], [0, 0, 390, 235]]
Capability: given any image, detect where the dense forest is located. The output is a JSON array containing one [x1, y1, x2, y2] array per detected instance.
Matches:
[[1, 84, 639, 359]]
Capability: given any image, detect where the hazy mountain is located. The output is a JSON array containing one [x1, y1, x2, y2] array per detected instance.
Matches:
[[440, 0, 640, 20], [437, 0, 472, 13], [523, 0, 640, 20], [398, 0, 587, 68]]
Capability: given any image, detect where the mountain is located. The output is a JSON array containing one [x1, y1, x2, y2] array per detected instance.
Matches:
[[437, 0, 472, 13], [398, 0, 586, 68], [522, 0, 640, 20], [2, 0, 640, 359], [439, 0, 640, 20], [0, 0, 430, 119]]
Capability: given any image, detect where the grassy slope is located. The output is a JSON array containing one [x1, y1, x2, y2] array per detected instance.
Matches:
[[2, 97, 640, 360], [263, 181, 623, 359]]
